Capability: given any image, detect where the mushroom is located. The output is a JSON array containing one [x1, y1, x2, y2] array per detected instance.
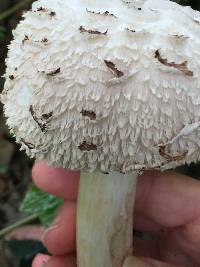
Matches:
[[1, 0, 200, 266]]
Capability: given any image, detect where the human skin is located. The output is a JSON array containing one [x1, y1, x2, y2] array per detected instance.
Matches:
[[31, 162, 200, 267]]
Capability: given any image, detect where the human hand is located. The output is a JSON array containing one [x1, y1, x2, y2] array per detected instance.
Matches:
[[31, 161, 200, 267]]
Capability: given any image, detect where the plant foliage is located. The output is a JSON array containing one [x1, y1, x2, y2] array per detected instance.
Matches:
[[20, 186, 63, 227]]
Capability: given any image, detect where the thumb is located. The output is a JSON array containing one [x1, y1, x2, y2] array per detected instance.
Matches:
[[123, 256, 179, 267]]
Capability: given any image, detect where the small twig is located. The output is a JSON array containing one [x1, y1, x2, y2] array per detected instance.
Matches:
[[0, 0, 34, 21], [0, 214, 38, 239]]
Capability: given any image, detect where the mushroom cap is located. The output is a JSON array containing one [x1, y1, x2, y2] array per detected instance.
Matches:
[[1, 0, 200, 173]]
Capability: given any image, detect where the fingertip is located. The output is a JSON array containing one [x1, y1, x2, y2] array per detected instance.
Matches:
[[32, 161, 80, 200], [32, 253, 50, 267], [32, 161, 52, 189], [43, 201, 76, 255]]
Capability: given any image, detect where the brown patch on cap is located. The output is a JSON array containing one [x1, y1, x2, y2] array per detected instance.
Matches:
[[35, 7, 56, 17], [126, 28, 136, 33], [86, 9, 117, 18], [81, 109, 96, 120], [79, 26, 108, 36], [46, 67, 61, 77], [21, 139, 35, 149], [104, 60, 124, 78], [159, 145, 187, 163], [29, 105, 47, 132], [9, 75, 15, 80], [49, 11, 56, 17], [42, 112, 53, 120], [36, 7, 47, 12], [78, 141, 97, 151], [155, 50, 193, 77], [22, 35, 29, 45], [41, 37, 48, 43], [172, 34, 188, 39]]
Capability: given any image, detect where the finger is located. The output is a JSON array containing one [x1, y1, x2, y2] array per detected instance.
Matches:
[[45, 254, 76, 267], [123, 256, 180, 267], [32, 163, 200, 234], [134, 213, 164, 233], [32, 254, 50, 267], [32, 161, 80, 200], [133, 233, 198, 266], [135, 171, 200, 229], [42, 201, 76, 255], [32, 254, 76, 267], [131, 235, 197, 266], [156, 220, 200, 266]]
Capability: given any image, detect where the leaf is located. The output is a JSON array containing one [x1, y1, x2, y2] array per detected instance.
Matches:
[[20, 186, 63, 227]]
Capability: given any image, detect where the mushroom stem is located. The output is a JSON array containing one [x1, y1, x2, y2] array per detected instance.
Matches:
[[77, 171, 138, 267]]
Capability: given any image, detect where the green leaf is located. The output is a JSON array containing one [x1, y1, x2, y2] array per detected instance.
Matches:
[[20, 186, 63, 227]]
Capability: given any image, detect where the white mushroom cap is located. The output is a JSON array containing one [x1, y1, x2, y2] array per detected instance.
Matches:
[[1, 0, 200, 173]]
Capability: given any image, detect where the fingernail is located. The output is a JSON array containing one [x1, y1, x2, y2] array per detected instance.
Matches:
[[42, 216, 62, 244]]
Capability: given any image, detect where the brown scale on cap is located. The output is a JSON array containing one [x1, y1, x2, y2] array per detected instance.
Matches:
[[126, 28, 136, 33], [33, 38, 49, 45], [29, 105, 48, 132], [155, 49, 193, 77], [172, 34, 189, 39], [49, 11, 56, 17], [35, 7, 56, 17], [104, 60, 124, 78], [46, 67, 61, 77], [36, 7, 47, 12], [86, 9, 117, 18], [79, 26, 108, 36], [21, 139, 35, 149], [42, 112, 53, 120], [159, 145, 188, 163], [22, 35, 29, 45], [81, 109, 96, 120], [9, 75, 15, 80], [78, 141, 97, 151], [41, 38, 48, 44]]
